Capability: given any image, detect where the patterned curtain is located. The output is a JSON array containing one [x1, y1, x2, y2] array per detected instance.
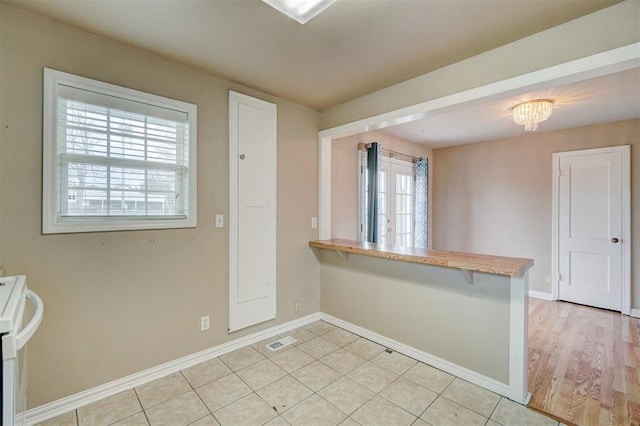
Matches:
[[366, 143, 380, 243], [414, 157, 428, 248]]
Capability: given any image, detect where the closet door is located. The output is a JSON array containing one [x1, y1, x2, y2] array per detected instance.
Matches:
[[229, 91, 277, 332]]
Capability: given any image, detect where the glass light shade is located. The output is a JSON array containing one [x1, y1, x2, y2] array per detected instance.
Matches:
[[262, 0, 337, 24], [511, 99, 554, 132]]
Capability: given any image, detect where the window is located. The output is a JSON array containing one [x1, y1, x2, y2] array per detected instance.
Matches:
[[43, 69, 197, 233]]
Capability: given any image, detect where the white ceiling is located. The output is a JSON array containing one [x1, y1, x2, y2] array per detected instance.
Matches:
[[382, 67, 640, 148], [3, 0, 622, 110], [4, 0, 637, 147]]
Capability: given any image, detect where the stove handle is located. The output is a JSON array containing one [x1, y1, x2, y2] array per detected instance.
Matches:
[[15, 290, 44, 351]]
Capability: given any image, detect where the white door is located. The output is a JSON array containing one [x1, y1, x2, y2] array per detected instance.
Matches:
[[554, 146, 630, 312], [381, 161, 415, 247], [229, 91, 277, 332], [390, 162, 415, 247], [361, 157, 415, 247]]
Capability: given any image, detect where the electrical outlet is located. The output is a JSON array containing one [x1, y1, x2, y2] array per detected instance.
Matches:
[[200, 315, 210, 331], [544, 275, 551, 284], [295, 300, 301, 313]]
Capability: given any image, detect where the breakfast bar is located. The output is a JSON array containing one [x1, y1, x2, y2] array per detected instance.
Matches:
[[310, 238, 534, 404]]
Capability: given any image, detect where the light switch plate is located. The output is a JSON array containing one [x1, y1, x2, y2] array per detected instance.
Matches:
[[311, 217, 318, 229], [215, 214, 224, 228]]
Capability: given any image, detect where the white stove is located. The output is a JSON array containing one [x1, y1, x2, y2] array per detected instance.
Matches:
[[0, 276, 43, 426]]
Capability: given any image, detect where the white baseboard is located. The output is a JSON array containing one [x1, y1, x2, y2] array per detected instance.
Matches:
[[24, 313, 321, 425], [630, 309, 640, 318], [319, 313, 511, 399], [528, 290, 554, 300]]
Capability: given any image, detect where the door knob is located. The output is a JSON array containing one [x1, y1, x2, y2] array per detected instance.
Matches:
[[611, 237, 619, 243], [240, 154, 245, 160]]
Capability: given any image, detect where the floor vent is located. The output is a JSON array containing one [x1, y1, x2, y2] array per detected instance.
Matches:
[[266, 336, 297, 351]]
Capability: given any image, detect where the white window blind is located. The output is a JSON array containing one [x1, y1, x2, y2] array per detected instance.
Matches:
[[43, 69, 197, 233]]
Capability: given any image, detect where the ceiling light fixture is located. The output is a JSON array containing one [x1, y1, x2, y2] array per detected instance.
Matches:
[[511, 99, 554, 132], [262, 0, 337, 24]]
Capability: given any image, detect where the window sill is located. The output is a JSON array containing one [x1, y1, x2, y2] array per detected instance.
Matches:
[[42, 217, 197, 234]]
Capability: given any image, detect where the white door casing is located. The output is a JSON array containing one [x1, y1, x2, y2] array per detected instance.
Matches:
[[229, 91, 277, 332], [552, 146, 630, 313]]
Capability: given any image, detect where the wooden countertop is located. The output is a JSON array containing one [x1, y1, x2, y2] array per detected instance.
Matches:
[[309, 238, 533, 277]]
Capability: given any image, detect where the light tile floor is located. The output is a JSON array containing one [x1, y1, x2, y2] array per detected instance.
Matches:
[[37, 321, 561, 426]]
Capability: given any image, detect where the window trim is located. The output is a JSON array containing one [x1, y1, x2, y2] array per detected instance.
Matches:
[[43, 68, 197, 234]]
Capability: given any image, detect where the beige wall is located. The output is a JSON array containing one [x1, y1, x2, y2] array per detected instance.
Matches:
[[332, 130, 432, 242], [320, 1, 640, 129], [0, 4, 320, 407], [432, 119, 639, 307], [318, 250, 511, 384]]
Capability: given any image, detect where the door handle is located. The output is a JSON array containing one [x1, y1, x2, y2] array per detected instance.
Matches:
[[611, 237, 619, 243]]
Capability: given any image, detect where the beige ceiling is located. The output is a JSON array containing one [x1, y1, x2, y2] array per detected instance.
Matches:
[[2, 0, 622, 110]]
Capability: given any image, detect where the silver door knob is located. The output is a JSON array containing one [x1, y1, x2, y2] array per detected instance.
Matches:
[[611, 237, 619, 243]]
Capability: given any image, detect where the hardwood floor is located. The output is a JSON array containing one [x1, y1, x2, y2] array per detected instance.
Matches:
[[528, 298, 640, 426]]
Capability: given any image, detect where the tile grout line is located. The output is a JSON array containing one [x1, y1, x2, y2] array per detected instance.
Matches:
[[486, 396, 503, 424], [131, 385, 151, 426], [440, 377, 502, 421], [180, 370, 220, 425], [413, 386, 439, 422], [410, 369, 458, 423], [374, 373, 422, 421], [437, 394, 491, 423]]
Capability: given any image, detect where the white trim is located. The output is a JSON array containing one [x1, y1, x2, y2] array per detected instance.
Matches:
[[42, 68, 198, 234], [318, 135, 332, 240], [529, 290, 554, 301], [318, 44, 639, 242], [319, 313, 511, 399], [630, 309, 640, 319], [319, 43, 640, 141], [621, 146, 631, 316], [23, 313, 321, 425], [228, 90, 278, 332], [551, 150, 560, 301], [551, 145, 631, 315], [508, 274, 529, 404]]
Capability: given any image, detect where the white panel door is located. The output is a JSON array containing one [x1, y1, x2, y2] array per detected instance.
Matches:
[[556, 146, 629, 311], [229, 91, 277, 332]]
